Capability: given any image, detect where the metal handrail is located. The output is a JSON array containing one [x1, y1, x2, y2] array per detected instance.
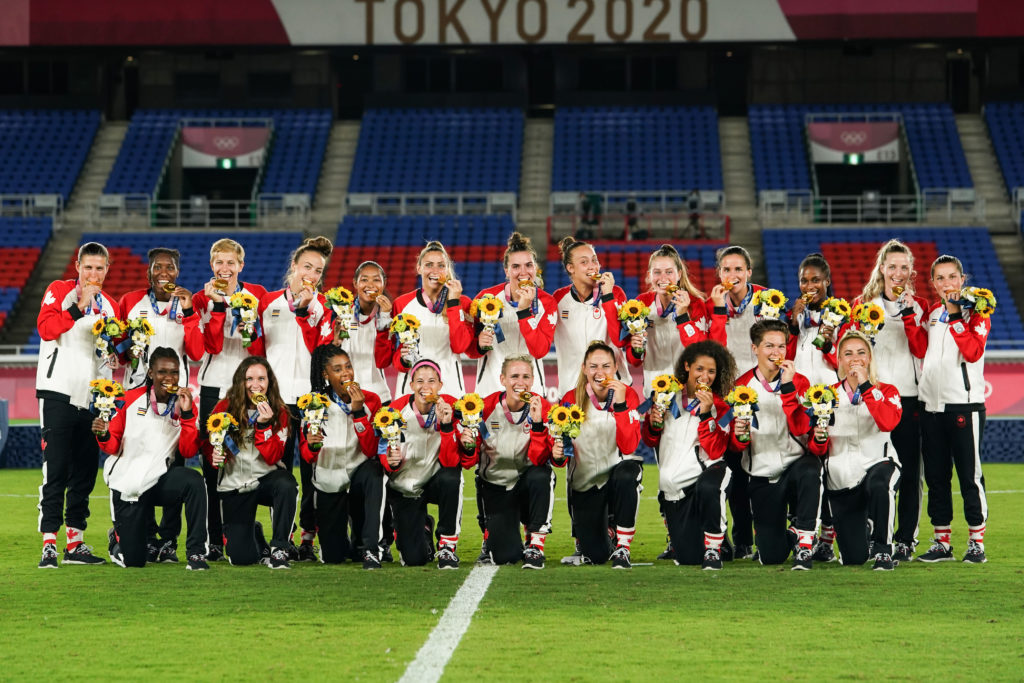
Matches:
[[345, 192, 517, 218]]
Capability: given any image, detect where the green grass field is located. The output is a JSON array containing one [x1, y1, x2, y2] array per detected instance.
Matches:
[[2, 464, 1022, 681]]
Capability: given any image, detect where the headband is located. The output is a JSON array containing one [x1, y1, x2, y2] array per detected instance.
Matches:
[[409, 359, 442, 381]]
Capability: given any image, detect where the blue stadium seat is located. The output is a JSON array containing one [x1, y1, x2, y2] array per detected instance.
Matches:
[[0, 110, 100, 201]]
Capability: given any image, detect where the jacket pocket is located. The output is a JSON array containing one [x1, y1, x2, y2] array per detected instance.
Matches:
[[46, 348, 59, 379], [960, 362, 970, 392]]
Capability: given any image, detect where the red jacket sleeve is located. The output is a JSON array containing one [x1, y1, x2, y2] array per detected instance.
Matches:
[[784, 374, 812, 437], [708, 304, 727, 346], [180, 307, 205, 361], [446, 295, 476, 355], [602, 286, 628, 348], [526, 398, 554, 466], [898, 296, 929, 359], [612, 387, 642, 455], [298, 431, 319, 464], [253, 407, 291, 466], [177, 407, 199, 459], [947, 312, 989, 363], [37, 280, 80, 342], [519, 290, 558, 359], [641, 410, 664, 447], [862, 382, 903, 432], [295, 294, 333, 353], [697, 396, 730, 460], [808, 431, 829, 457], [677, 297, 709, 346], [374, 328, 393, 369], [356, 392, 382, 458], [201, 297, 228, 354]]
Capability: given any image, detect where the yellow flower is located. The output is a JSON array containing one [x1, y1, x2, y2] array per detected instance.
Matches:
[[974, 288, 993, 300], [652, 375, 673, 393], [479, 298, 502, 317], [568, 406, 585, 423], [374, 407, 397, 430], [469, 301, 479, 318], [207, 414, 224, 432], [729, 386, 757, 405], [92, 319, 104, 335], [549, 406, 570, 426], [297, 394, 312, 410], [867, 307, 883, 324], [766, 291, 785, 307], [326, 286, 354, 307], [455, 393, 483, 416], [808, 386, 826, 403]]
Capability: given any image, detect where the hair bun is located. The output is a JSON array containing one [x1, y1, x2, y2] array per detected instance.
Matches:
[[303, 235, 334, 257], [507, 231, 530, 250]]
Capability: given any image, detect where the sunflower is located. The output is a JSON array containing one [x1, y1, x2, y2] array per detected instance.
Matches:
[[728, 386, 757, 405], [89, 379, 103, 390], [568, 406, 585, 423], [807, 386, 826, 403], [207, 414, 224, 432], [549, 406, 570, 426], [479, 297, 502, 317], [623, 301, 643, 317], [297, 394, 312, 410], [469, 301, 479, 318], [141, 320, 155, 335], [91, 319, 104, 335], [374, 407, 397, 430], [974, 287, 994, 300], [834, 299, 852, 318], [326, 286, 354, 307], [766, 290, 786, 307], [455, 393, 483, 416], [866, 306, 883, 324], [652, 375, 673, 393]]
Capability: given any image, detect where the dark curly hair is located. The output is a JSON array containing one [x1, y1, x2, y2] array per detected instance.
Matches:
[[674, 340, 736, 397]]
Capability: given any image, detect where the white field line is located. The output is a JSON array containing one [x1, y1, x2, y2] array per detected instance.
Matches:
[[398, 564, 499, 683]]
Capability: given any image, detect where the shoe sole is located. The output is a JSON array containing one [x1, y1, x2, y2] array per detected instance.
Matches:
[[38, 563, 58, 569], [611, 564, 631, 570], [267, 564, 290, 570], [110, 556, 126, 568], [702, 566, 722, 571], [186, 566, 208, 571], [873, 566, 895, 571], [522, 563, 544, 570], [438, 565, 460, 570], [62, 560, 106, 565], [962, 558, 988, 564], [791, 565, 812, 571], [917, 556, 954, 563]]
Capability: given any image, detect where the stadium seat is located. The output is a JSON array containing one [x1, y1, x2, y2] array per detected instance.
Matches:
[[0, 109, 100, 201], [0, 217, 54, 336]]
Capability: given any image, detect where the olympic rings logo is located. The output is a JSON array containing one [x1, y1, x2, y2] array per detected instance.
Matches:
[[840, 131, 867, 145], [213, 136, 240, 151]]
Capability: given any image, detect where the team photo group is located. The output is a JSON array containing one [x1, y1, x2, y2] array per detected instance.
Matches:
[[34, 229, 993, 573]]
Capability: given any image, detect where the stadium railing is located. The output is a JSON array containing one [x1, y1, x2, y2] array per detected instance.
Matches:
[[758, 190, 985, 225], [91, 192, 310, 228], [344, 192, 517, 219], [1014, 187, 1023, 229], [0, 194, 63, 223], [550, 190, 725, 216], [547, 212, 730, 243]]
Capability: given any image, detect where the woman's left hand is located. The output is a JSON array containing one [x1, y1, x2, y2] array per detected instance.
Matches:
[[176, 386, 193, 413], [255, 400, 274, 425], [435, 400, 454, 425], [459, 429, 477, 449]]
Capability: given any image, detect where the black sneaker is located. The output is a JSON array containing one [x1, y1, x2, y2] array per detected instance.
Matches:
[[254, 522, 271, 561], [734, 544, 755, 560], [379, 543, 394, 563], [701, 547, 723, 571], [893, 541, 914, 563], [187, 554, 209, 571], [437, 547, 460, 570], [561, 538, 584, 565], [363, 549, 382, 570], [872, 553, 896, 571], [296, 542, 318, 562], [656, 542, 675, 561], [63, 544, 107, 565], [146, 543, 160, 563], [962, 540, 987, 564], [918, 541, 954, 563], [206, 544, 225, 562], [610, 545, 632, 570], [811, 541, 836, 563], [156, 541, 179, 563], [267, 548, 290, 570], [791, 547, 813, 571], [522, 545, 545, 570], [38, 543, 59, 569], [107, 529, 125, 567], [476, 538, 493, 565]]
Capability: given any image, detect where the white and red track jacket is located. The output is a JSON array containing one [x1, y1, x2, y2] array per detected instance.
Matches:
[[36, 279, 118, 409], [552, 284, 628, 396], [470, 284, 557, 397], [560, 386, 642, 493], [708, 283, 767, 373], [625, 291, 710, 396], [248, 289, 332, 404], [117, 288, 204, 389], [382, 394, 477, 498], [202, 399, 290, 493], [808, 380, 902, 491], [336, 303, 394, 403], [193, 283, 268, 397], [918, 303, 990, 413], [729, 368, 812, 481], [642, 393, 728, 501], [298, 390, 381, 494], [390, 290, 475, 396], [466, 391, 554, 490], [97, 386, 198, 501], [786, 303, 840, 388]]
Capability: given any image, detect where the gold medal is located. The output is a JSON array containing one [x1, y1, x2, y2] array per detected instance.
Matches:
[[250, 392, 267, 405], [161, 282, 177, 294]]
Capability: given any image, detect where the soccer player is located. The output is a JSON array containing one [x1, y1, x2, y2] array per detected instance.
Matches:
[[382, 360, 477, 569], [730, 320, 818, 570], [95, 347, 209, 570], [641, 340, 735, 570], [299, 344, 384, 568], [36, 241, 116, 568], [786, 253, 840, 386], [204, 357, 296, 569], [471, 232, 556, 397], [559, 341, 642, 569], [917, 255, 990, 564], [334, 260, 395, 404], [808, 330, 903, 570], [191, 238, 267, 561]]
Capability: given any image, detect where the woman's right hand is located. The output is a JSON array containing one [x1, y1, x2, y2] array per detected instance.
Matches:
[[813, 425, 829, 443], [387, 447, 403, 468], [710, 284, 727, 308], [306, 431, 325, 447], [211, 450, 226, 467], [204, 279, 224, 304], [91, 417, 108, 436], [551, 438, 565, 462], [649, 404, 665, 426], [734, 418, 750, 438]]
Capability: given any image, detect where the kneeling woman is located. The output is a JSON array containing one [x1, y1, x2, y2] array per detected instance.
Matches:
[[809, 330, 902, 570], [466, 355, 555, 568], [300, 344, 384, 568], [560, 341, 642, 568], [642, 340, 735, 570], [383, 360, 477, 569], [205, 356, 297, 569]]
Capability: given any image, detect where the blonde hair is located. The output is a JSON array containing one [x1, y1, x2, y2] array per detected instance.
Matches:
[[500, 354, 535, 378], [417, 241, 456, 281], [574, 341, 616, 408], [209, 238, 245, 263], [647, 244, 703, 298], [861, 239, 915, 302], [836, 329, 879, 385]]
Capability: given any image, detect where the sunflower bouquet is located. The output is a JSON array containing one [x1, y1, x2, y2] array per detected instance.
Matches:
[[722, 385, 759, 442], [297, 392, 331, 442], [651, 374, 683, 421], [373, 405, 407, 453], [814, 297, 852, 349], [125, 317, 156, 369], [454, 393, 485, 436], [89, 378, 125, 422], [91, 317, 127, 364], [801, 384, 838, 430], [206, 412, 240, 469], [957, 286, 997, 319], [325, 286, 356, 339], [617, 299, 651, 343], [547, 403, 585, 458], [852, 302, 885, 342], [228, 291, 260, 347], [470, 294, 505, 350], [753, 289, 787, 321]]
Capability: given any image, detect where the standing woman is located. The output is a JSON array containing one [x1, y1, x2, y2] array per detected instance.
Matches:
[[465, 356, 556, 568], [390, 241, 475, 396], [786, 253, 840, 386], [205, 356, 296, 569], [641, 340, 735, 570], [627, 244, 710, 397], [299, 344, 384, 568], [472, 232, 557, 397], [917, 255, 990, 564], [383, 360, 478, 569], [252, 235, 334, 561], [552, 237, 629, 397], [191, 238, 267, 561], [334, 260, 395, 404], [808, 330, 903, 569], [560, 341, 642, 568]]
